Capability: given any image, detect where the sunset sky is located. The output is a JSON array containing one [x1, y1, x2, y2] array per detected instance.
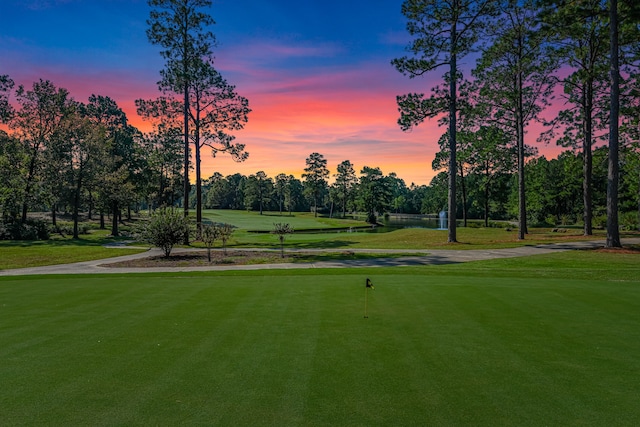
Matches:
[[1, 0, 563, 185]]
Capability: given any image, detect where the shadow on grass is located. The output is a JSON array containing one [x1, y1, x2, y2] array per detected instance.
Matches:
[[233, 239, 356, 250], [0, 235, 131, 248]]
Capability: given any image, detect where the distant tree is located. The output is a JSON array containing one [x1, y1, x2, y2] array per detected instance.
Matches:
[[357, 166, 393, 224], [333, 160, 357, 217], [302, 153, 329, 217], [284, 175, 305, 215], [406, 183, 429, 214], [387, 172, 409, 214], [393, 0, 497, 242], [273, 173, 289, 215], [468, 126, 516, 226], [147, 0, 217, 244], [244, 171, 272, 214], [421, 172, 448, 215]]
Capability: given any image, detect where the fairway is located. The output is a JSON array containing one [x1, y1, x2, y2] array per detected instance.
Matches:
[[2, 261, 640, 425]]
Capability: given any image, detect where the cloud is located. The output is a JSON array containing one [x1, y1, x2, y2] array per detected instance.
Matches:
[[23, 0, 74, 10]]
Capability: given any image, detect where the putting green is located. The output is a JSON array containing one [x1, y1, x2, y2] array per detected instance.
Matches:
[[1, 267, 639, 425]]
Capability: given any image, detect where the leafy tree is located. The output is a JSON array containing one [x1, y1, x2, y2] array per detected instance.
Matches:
[[206, 173, 246, 210], [0, 131, 26, 219], [468, 126, 515, 226], [421, 172, 448, 215], [141, 124, 184, 209], [284, 175, 305, 215], [141, 207, 191, 257], [147, 0, 217, 243], [10, 80, 72, 222], [57, 104, 108, 238], [406, 183, 429, 214], [0, 75, 14, 123], [333, 160, 357, 217], [244, 171, 272, 214], [85, 95, 140, 236], [357, 166, 393, 224], [302, 152, 329, 217], [272, 222, 293, 258], [524, 153, 582, 225], [393, 0, 497, 242], [273, 173, 289, 215], [473, 0, 555, 240], [387, 172, 409, 214]]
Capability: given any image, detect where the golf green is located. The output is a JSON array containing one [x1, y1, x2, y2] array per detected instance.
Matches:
[[1, 270, 639, 425]]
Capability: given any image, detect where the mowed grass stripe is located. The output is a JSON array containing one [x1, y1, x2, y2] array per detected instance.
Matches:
[[1, 272, 639, 425]]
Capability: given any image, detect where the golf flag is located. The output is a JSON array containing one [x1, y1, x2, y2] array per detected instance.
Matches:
[[366, 278, 374, 289]]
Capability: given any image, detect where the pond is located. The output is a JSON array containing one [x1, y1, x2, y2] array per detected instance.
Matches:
[[292, 214, 447, 234], [247, 214, 447, 234]]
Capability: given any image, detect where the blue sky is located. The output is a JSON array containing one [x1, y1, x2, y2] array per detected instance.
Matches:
[[1, 0, 473, 185]]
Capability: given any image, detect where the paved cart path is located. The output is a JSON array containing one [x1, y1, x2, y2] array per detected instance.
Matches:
[[2, 238, 639, 276]]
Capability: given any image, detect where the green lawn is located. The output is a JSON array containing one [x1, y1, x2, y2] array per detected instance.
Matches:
[[202, 209, 367, 231], [2, 252, 639, 425], [0, 230, 146, 270], [203, 209, 636, 250]]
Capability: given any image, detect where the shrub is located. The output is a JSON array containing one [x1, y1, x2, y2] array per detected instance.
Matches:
[[593, 214, 607, 229], [620, 211, 639, 231], [0, 218, 49, 241], [272, 223, 294, 258], [140, 208, 190, 257], [218, 223, 235, 254], [201, 223, 220, 262]]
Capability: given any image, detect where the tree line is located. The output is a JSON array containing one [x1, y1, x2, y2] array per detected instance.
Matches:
[[199, 154, 425, 223]]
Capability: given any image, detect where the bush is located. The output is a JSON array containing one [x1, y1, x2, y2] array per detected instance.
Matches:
[[272, 223, 294, 258], [593, 214, 607, 229], [0, 218, 49, 241], [620, 211, 639, 231], [201, 223, 220, 262], [140, 208, 190, 257]]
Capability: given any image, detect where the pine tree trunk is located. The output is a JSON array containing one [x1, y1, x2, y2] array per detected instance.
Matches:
[[606, 0, 621, 248], [459, 165, 467, 227], [111, 201, 119, 237], [182, 28, 190, 245], [516, 62, 527, 240], [447, 41, 458, 243], [583, 80, 593, 236]]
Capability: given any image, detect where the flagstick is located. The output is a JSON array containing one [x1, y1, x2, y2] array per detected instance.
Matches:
[[364, 285, 368, 318]]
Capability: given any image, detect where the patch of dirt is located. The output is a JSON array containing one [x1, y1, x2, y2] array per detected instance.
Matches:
[[101, 250, 291, 268], [590, 246, 640, 254]]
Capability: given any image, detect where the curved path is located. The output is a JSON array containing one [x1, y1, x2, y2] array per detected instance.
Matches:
[[2, 238, 638, 277]]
